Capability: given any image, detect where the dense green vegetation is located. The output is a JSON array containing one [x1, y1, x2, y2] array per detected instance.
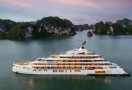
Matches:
[[128, 26, 132, 34], [0, 16, 76, 39], [116, 18, 132, 28], [111, 23, 125, 34], [36, 16, 73, 28], [93, 22, 109, 35], [0, 32, 6, 39], [36, 16, 76, 36], [93, 19, 132, 35], [7, 22, 33, 39], [0, 19, 18, 32]]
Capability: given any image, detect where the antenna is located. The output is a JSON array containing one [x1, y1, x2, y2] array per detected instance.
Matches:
[[79, 41, 86, 49], [82, 41, 86, 46]]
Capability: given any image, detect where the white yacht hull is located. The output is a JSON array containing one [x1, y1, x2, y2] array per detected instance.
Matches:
[[12, 64, 130, 76]]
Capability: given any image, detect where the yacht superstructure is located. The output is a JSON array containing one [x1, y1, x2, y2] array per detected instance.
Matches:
[[12, 41, 130, 76]]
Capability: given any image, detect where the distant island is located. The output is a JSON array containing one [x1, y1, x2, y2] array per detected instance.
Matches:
[[0, 17, 132, 39], [87, 31, 93, 37], [0, 16, 78, 39], [73, 24, 94, 31], [93, 18, 132, 35], [0, 16, 94, 39]]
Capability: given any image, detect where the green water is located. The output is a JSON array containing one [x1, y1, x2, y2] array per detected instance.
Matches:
[[0, 30, 132, 90]]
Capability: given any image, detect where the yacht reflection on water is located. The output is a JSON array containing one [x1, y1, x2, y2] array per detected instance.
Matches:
[[29, 79, 34, 89], [104, 78, 112, 84], [26, 75, 112, 86]]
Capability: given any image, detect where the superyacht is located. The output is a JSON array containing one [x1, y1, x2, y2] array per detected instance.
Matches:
[[12, 41, 130, 76]]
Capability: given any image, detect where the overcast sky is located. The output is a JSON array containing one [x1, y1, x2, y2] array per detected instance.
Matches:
[[0, 0, 132, 25]]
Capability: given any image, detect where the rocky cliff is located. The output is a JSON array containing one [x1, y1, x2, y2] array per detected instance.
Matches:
[[5, 16, 76, 39], [92, 22, 108, 34], [93, 18, 132, 35], [0, 19, 18, 32], [116, 18, 132, 28], [36, 17, 76, 36], [7, 22, 34, 39]]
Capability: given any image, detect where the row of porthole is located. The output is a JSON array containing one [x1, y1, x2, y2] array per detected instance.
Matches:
[[54, 63, 107, 65], [53, 70, 81, 72], [33, 70, 48, 72], [53, 70, 67, 72], [60, 56, 99, 59]]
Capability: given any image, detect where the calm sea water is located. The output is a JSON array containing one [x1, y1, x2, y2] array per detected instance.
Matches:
[[0, 30, 132, 90]]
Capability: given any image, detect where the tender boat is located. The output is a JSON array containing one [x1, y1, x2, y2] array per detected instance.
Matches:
[[12, 41, 130, 76]]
